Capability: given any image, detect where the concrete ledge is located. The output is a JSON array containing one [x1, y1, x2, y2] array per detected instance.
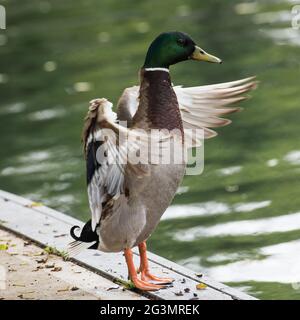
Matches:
[[0, 228, 145, 300], [0, 189, 256, 300]]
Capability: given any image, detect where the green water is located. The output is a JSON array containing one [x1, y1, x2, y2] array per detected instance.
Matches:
[[1, 0, 300, 299]]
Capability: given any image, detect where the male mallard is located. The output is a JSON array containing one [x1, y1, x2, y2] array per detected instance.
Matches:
[[69, 31, 256, 291]]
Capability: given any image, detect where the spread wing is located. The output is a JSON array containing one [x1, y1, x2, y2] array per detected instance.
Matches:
[[116, 77, 257, 142], [83, 98, 125, 230], [83, 98, 174, 230], [175, 77, 257, 139]]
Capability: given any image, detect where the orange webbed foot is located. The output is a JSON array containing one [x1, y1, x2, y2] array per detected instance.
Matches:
[[140, 270, 174, 284], [131, 276, 164, 291], [124, 247, 164, 292], [138, 241, 174, 285]]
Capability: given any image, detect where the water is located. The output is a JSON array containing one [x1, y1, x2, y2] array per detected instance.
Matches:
[[1, 0, 300, 299]]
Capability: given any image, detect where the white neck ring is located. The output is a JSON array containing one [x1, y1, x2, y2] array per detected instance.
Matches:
[[144, 67, 169, 73]]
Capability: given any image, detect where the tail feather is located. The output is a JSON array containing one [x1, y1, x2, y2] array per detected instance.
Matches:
[[67, 220, 99, 257], [67, 240, 97, 257]]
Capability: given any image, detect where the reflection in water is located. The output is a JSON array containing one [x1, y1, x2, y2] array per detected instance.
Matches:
[[174, 210, 300, 241], [28, 108, 66, 121], [162, 201, 231, 220], [234, 200, 271, 212], [73, 82, 93, 93], [163, 200, 271, 220], [1, 162, 59, 176], [253, 10, 291, 25], [43, 61, 57, 72], [180, 239, 300, 284], [266, 158, 279, 167], [176, 186, 190, 195], [18, 151, 51, 163], [284, 150, 300, 165], [0, 102, 26, 115], [262, 28, 300, 46], [209, 240, 300, 283], [0, 0, 300, 299], [217, 166, 242, 176]]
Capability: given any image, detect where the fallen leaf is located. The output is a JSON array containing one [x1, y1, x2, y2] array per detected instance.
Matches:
[[25, 202, 43, 208], [13, 284, 26, 287], [174, 291, 184, 296], [70, 287, 79, 291], [107, 285, 120, 291], [51, 267, 62, 272], [196, 283, 207, 290], [33, 252, 45, 256], [54, 234, 67, 238], [57, 287, 69, 292], [0, 244, 8, 250], [36, 258, 48, 264]]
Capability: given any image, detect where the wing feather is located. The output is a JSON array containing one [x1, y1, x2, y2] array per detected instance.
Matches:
[[175, 77, 257, 142], [83, 98, 167, 230], [116, 76, 257, 144], [83, 99, 125, 230]]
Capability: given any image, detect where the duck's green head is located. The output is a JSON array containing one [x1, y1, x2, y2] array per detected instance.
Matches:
[[143, 31, 222, 69]]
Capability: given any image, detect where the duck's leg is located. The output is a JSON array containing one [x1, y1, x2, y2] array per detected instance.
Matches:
[[138, 241, 174, 284], [124, 248, 163, 291]]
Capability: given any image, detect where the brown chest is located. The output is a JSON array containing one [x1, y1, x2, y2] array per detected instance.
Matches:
[[132, 70, 183, 133]]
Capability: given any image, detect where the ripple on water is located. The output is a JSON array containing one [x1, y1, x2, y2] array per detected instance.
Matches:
[[73, 82, 93, 92], [234, 2, 259, 15], [208, 239, 300, 283], [1, 162, 59, 176], [176, 186, 190, 195], [28, 108, 66, 121], [266, 158, 279, 167], [0, 102, 26, 115], [178, 213, 300, 284], [253, 10, 291, 25], [217, 166, 242, 176], [284, 150, 300, 165], [262, 28, 300, 46], [163, 200, 271, 221], [233, 200, 271, 212], [162, 201, 230, 220], [18, 151, 51, 163], [173, 210, 300, 241]]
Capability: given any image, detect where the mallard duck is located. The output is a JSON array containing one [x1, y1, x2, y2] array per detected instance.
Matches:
[[69, 31, 256, 291]]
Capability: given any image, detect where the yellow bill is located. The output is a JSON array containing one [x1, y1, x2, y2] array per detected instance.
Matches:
[[191, 46, 222, 64]]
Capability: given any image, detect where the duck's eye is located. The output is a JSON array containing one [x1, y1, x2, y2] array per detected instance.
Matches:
[[177, 38, 186, 46]]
